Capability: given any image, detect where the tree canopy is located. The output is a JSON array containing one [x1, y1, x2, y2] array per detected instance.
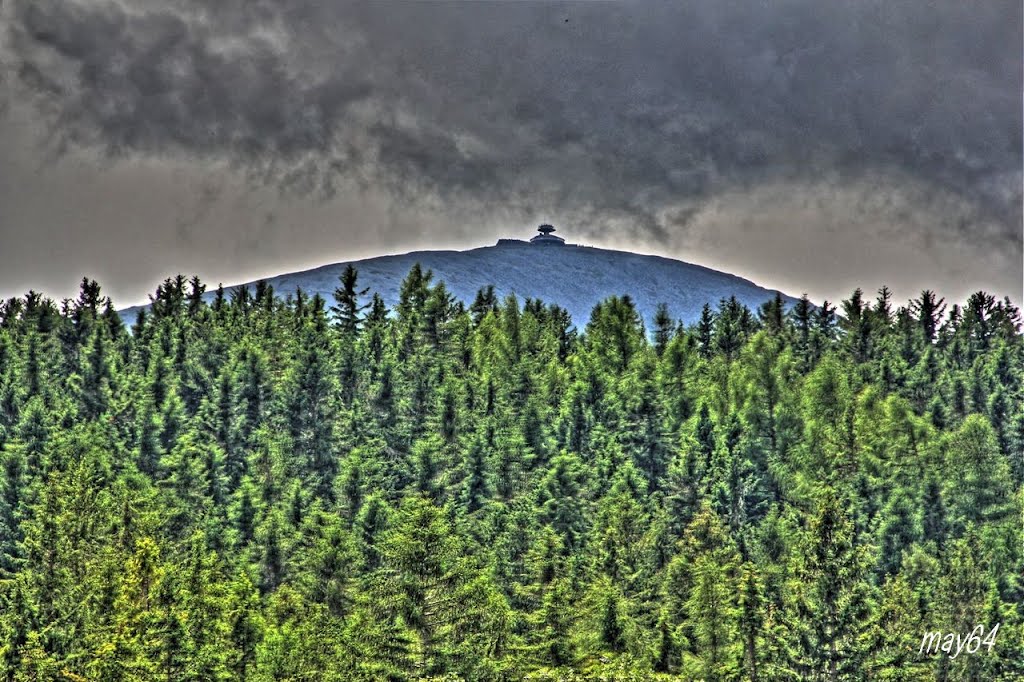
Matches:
[[0, 274, 1020, 680]]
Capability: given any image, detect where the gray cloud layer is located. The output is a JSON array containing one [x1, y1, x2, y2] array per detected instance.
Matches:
[[1, 0, 1021, 305]]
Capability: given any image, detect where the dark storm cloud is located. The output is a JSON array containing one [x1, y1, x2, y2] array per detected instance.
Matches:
[[10, 0, 374, 196], [4, 0, 1022, 254]]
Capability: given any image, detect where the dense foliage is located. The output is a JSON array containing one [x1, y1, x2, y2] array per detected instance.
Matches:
[[0, 269, 1021, 680]]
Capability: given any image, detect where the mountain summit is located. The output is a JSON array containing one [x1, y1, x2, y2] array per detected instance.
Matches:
[[124, 225, 798, 327]]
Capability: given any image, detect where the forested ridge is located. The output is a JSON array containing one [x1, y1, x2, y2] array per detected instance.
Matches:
[[0, 266, 1021, 681]]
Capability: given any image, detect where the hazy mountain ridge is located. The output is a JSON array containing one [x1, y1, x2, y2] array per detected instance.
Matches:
[[121, 241, 799, 328]]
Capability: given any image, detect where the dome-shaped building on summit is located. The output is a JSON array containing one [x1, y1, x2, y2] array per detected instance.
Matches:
[[494, 223, 572, 247], [529, 224, 566, 246]]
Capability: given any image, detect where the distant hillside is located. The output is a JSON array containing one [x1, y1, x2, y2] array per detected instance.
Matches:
[[121, 240, 799, 329]]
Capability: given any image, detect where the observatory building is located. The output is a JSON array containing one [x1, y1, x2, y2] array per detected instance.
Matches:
[[495, 224, 571, 247], [529, 224, 566, 246]]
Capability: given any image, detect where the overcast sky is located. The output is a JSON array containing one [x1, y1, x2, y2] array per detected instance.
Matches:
[[1, 0, 1020, 309]]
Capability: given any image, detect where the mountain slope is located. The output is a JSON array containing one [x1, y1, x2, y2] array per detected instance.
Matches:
[[122, 241, 798, 328]]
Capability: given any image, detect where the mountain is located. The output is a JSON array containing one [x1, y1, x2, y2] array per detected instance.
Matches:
[[121, 237, 799, 329]]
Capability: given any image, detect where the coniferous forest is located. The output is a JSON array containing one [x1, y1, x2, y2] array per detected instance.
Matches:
[[0, 267, 1021, 681]]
